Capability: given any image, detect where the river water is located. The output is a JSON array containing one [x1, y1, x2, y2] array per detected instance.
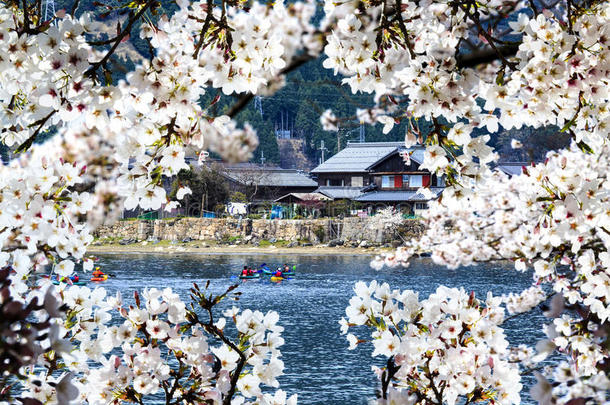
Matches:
[[93, 252, 545, 404]]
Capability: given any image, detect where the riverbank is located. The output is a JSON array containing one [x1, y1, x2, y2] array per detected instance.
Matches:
[[86, 240, 383, 255]]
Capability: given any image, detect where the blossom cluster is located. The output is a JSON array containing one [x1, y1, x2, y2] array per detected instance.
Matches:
[[1, 0, 609, 402], [0, 154, 94, 301], [0, 0, 321, 216], [341, 282, 521, 404], [321, 1, 610, 190], [0, 266, 68, 404], [502, 286, 546, 315], [19, 284, 296, 404], [372, 142, 610, 402]]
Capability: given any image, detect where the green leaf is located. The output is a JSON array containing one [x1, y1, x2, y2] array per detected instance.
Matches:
[[576, 141, 594, 154]]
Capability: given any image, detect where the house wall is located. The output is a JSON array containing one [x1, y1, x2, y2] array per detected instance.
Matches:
[[315, 173, 371, 187], [369, 153, 439, 191], [372, 152, 420, 172]]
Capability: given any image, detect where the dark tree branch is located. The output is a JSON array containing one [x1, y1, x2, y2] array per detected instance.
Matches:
[[380, 356, 400, 399], [456, 43, 520, 68], [393, 0, 416, 59], [20, 0, 32, 35], [529, 0, 539, 16], [192, 0, 215, 59], [85, 0, 154, 78], [458, 1, 518, 70], [70, 0, 81, 17], [15, 110, 56, 153], [202, 302, 246, 405]]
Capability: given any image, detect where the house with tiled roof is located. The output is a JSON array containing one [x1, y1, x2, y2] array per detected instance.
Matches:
[[310, 142, 444, 215], [217, 162, 318, 203]]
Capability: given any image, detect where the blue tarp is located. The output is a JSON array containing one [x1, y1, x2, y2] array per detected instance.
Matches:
[[270, 205, 284, 219]]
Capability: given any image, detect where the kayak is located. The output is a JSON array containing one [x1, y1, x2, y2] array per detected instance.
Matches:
[[270, 276, 284, 282], [239, 274, 260, 280], [91, 274, 108, 282], [263, 269, 295, 276], [52, 280, 87, 286]]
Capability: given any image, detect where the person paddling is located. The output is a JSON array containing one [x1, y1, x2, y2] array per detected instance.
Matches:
[[242, 266, 248, 276]]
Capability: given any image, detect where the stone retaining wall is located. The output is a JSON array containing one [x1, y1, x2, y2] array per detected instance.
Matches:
[[94, 217, 425, 245]]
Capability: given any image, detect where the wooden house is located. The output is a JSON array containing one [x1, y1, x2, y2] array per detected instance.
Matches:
[[311, 142, 444, 215]]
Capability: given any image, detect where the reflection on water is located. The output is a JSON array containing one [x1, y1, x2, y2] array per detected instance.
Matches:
[[92, 253, 544, 404]]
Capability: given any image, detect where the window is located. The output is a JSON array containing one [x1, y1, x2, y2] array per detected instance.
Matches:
[[415, 202, 428, 210], [382, 175, 392, 188], [402, 175, 409, 185], [410, 175, 423, 188], [326, 179, 330, 186], [351, 176, 363, 187], [436, 176, 445, 187]]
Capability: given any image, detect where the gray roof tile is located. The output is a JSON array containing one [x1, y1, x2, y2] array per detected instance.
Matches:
[[223, 169, 317, 187], [315, 186, 364, 200], [355, 188, 444, 202], [311, 142, 425, 173]]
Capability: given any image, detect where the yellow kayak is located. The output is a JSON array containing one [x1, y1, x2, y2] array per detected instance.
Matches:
[[270, 276, 284, 282]]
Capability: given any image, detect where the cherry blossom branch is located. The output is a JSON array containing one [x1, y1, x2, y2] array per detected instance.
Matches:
[[393, 0, 416, 59], [21, 0, 31, 33], [14, 110, 56, 153], [528, 0, 539, 17], [192, 0, 215, 59], [457, 0, 517, 70], [503, 291, 556, 324], [69, 0, 80, 17], [380, 356, 400, 400], [424, 357, 443, 405], [189, 283, 246, 405], [85, 0, 154, 78], [205, 305, 246, 405]]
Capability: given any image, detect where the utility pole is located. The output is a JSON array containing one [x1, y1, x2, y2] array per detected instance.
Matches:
[[359, 120, 365, 143], [319, 140, 328, 163], [200, 193, 205, 217], [337, 123, 341, 152], [254, 96, 263, 117], [260, 150, 266, 165]]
